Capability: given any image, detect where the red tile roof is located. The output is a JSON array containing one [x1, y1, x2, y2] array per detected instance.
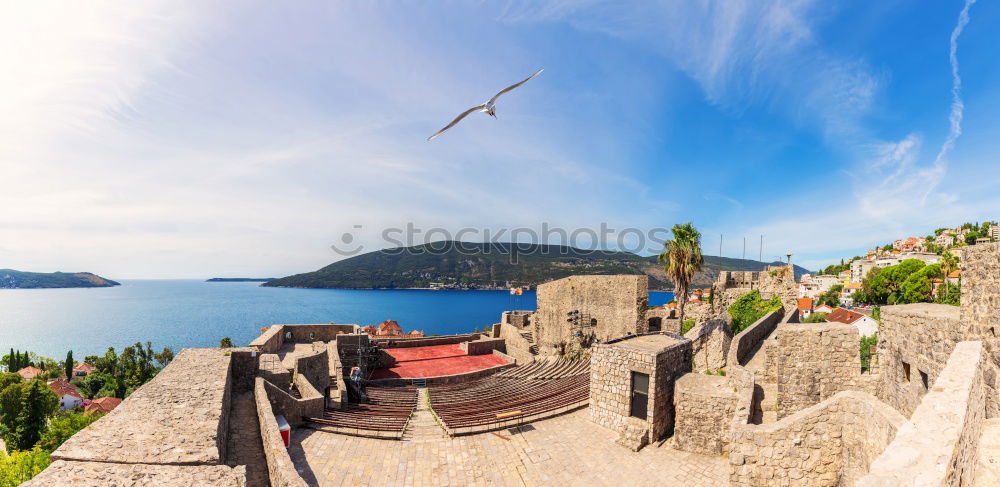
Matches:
[[48, 379, 82, 399], [72, 363, 95, 374], [797, 298, 813, 311], [948, 270, 961, 278], [85, 396, 122, 415], [827, 307, 864, 325], [378, 320, 404, 336], [17, 366, 43, 380]]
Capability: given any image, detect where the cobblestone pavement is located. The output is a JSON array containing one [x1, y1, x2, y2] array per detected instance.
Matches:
[[226, 392, 270, 487], [289, 408, 728, 487]]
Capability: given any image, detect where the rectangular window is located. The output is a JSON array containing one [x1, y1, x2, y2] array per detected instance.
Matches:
[[630, 371, 649, 419], [902, 362, 911, 382], [920, 370, 929, 390]]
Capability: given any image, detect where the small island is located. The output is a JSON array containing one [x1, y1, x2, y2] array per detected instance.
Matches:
[[0, 269, 120, 289], [206, 277, 276, 282]]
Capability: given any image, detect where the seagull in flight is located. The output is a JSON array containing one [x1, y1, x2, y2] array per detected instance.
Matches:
[[427, 68, 543, 141]]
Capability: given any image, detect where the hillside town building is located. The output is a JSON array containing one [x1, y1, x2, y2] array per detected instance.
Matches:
[[27, 242, 1000, 486]]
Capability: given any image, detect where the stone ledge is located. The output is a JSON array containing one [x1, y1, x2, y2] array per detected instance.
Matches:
[[22, 460, 247, 487]]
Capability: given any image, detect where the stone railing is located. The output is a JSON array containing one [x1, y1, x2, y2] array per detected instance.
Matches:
[[858, 341, 985, 487], [730, 390, 905, 487], [727, 308, 785, 368], [492, 349, 517, 365], [254, 377, 308, 487], [460, 337, 506, 355], [376, 333, 480, 348], [250, 325, 285, 353], [292, 373, 324, 419], [292, 346, 329, 395]]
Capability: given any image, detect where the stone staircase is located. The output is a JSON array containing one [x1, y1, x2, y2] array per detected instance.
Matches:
[[744, 333, 778, 424], [758, 383, 778, 424], [400, 388, 448, 442], [521, 331, 539, 355]]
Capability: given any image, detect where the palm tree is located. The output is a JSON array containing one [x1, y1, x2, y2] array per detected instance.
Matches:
[[940, 251, 958, 300], [658, 223, 704, 326]]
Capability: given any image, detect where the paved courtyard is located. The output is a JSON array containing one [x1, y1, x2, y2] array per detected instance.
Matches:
[[288, 408, 728, 487]]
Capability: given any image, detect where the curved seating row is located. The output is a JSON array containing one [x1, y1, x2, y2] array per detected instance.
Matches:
[[428, 362, 590, 435], [493, 358, 590, 380], [304, 384, 417, 439]]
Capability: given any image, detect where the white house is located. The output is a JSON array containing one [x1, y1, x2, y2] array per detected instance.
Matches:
[[49, 379, 83, 410], [827, 307, 878, 337]]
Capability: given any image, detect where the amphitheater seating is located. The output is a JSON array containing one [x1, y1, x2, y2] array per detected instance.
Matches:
[[429, 359, 590, 434], [304, 384, 416, 438]]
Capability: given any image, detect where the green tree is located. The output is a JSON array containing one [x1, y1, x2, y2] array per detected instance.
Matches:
[[860, 334, 878, 372], [219, 337, 233, 348], [0, 447, 51, 487], [900, 264, 942, 304], [153, 347, 174, 368], [728, 290, 782, 333], [35, 411, 102, 452], [658, 223, 704, 325], [965, 230, 979, 245], [64, 350, 73, 380], [817, 284, 843, 308], [11, 380, 59, 451], [803, 312, 828, 323]]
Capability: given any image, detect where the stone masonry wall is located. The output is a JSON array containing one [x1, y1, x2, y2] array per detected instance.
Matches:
[[589, 333, 691, 450], [774, 322, 860, 419], [497, 323, 535, 364], [877, 303, 963, 417], [254, 377, 309, 487], [461, 338, 507, 355], [730, 390, 905, 487], [858, 341, 986, 487], [249, 325, 285, 353], [535, 275, 648, 351], [292, 345, 330, 395], [673, 373, 738, 455], [727, 309, 784, 368], [959, 241, 1000, 418], [684, 318, 733, 372]]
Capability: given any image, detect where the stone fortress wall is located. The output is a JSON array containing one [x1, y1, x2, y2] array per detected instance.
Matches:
[[534, 275, 648, 353], [773, 322, 861, 419], [876, 303, 963, 416], [859, 341, 986, 487], [730, 390, 905, 487]]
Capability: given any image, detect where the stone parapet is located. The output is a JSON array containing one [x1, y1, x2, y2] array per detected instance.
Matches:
[[877, 303, 963, 417], [461, 337, 507, 355], [774, 321, 861, 419], [23, 461, 247, 487], [250, 325, 285, 353], [730, 390, 905, 487], [684, 318, 733, 371], [674, 373, 738, 454], [959, 242, 1000, 417], [858, 341, 985, 487], [51, 348, 234, 465], [254, 378, 309, 487], [728, 309, 784, 368]]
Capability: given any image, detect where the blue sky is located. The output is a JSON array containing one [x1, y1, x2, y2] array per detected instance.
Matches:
[[2, 0, 998, 278]]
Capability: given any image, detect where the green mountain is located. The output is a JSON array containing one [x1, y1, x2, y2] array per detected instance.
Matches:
[[0, 269, 120, 289], [264, 242, 812, 291]]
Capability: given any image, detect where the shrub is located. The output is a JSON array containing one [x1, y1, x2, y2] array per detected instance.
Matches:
[[728, 290, 782, 333], [681, 319, 696, 335]]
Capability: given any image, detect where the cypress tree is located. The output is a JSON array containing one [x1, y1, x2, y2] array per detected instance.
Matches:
[[65, 350, 74, 380], [6, 348, 11, 371]]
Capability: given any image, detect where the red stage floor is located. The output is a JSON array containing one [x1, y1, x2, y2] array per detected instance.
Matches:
[[370, 344, 509, 379]]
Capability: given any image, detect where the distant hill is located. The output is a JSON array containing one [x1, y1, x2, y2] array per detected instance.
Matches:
[[206, 278, 276, 282], [264, 242, 812, 291], [0, 269, 120, 289]]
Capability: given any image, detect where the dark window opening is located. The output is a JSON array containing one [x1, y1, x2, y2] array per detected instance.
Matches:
[[902, 362, 911, 382], [920, 370, 929, 390], [284, 331, 292, 341], [648, 317, 662, 332], [630, 371, 649, 419]]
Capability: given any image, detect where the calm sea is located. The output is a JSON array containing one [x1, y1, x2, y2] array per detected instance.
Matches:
[[0, 280, 674, 359]]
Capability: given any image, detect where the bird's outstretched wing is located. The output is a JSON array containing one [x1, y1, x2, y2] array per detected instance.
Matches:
[[427, 104, 486, 140], [488, 68, 543, 105]]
